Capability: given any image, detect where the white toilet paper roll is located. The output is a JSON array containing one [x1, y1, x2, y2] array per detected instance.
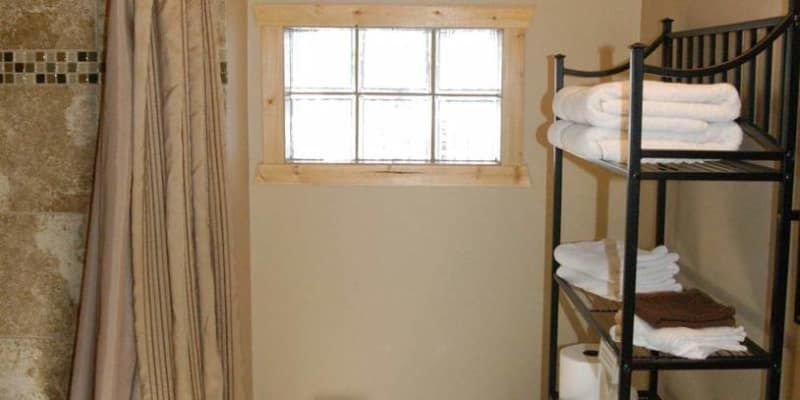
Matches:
[[559, 343, 601, 400]]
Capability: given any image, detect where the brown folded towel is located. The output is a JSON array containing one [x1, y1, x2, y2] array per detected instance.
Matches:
[[635, 289, 736, 329]]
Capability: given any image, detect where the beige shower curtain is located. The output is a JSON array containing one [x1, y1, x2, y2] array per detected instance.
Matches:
[[70, 0, 238, 398]]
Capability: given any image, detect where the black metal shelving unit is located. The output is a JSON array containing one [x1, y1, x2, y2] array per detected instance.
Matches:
[[546, 2, 800, 399]]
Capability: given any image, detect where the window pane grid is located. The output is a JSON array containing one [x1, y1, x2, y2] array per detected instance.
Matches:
[[285, 94, 356, 162], [429, 29, 437, 163], [284, 27, 502, 164]]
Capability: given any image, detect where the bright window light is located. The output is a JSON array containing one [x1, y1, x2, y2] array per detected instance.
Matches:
[[284, 27, 502, 164]]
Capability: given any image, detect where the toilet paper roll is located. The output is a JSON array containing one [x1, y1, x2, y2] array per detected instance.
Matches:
[[559, 343, 601, 400]]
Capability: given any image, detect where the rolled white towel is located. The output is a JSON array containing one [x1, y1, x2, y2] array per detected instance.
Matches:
[[547, 120, 744, 163], [610, 315, 747, 360], [595, 124, 744, 163], [553, 81, 741, 133]]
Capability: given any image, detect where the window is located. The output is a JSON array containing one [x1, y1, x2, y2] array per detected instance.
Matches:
[[255, 4, 532, 186], [284, 27, 502, 164]]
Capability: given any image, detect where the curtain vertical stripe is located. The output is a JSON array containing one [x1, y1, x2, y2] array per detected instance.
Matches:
[[70, 0, 236, 398], [132, 0, 231, 398]]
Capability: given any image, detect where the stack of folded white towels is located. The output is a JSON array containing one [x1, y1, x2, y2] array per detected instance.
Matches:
[[610, 314, 748, 360], [548, 81, 744, 163], [554, 239, 682, 301]]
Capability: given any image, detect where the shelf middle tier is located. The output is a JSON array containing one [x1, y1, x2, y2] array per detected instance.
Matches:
[[554, 275, 772, 370], [554, 119, 786, 181], [562, 153, 783, 182]]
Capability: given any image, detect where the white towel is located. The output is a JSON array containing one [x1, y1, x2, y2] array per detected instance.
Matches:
[[547, 120, 744, 163], [556, 267, 682, 300], [610, 315, 747, 360], [555, 240, 678, 273], [554, 240, 682, 300], [559, 262, 680, 285], [553, 81, 741, 133]]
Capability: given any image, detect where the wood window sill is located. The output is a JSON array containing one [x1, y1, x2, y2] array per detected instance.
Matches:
[[255, 163, 530, 187]]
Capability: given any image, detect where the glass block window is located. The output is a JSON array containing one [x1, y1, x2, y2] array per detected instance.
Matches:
[[284, 27, 503, 164]]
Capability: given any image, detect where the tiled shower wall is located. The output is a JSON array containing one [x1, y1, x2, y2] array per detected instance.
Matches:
[[0, 0, 105, 398]]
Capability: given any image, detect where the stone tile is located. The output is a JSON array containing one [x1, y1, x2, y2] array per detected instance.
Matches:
[[0, 213, 85, 337], [96, 0, 106, 52], [0, 0, 97, 49], [0, 85, 99, 213], [0, 338, 73, 400]]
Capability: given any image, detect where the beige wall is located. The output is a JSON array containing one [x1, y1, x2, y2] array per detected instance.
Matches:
[[640, 1, 798, 399], [247, 0, 648, 398]]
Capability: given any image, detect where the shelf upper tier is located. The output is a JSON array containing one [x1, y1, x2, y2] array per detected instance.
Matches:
[[575, 158, 783, 181], [554, 275, 772, 371]]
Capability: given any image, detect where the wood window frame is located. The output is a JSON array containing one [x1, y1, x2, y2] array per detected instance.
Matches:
[[254, 4, 533, 187]]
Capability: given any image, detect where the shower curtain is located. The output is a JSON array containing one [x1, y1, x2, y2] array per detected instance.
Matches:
[[69, 0, 239, 398]]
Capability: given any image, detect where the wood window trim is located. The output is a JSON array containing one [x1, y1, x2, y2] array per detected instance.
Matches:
[[254, 4, 533, 187]]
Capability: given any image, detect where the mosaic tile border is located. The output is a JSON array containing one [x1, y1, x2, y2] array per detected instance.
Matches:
[[0, 50, 102, 85], [0, 50, 228, 85]]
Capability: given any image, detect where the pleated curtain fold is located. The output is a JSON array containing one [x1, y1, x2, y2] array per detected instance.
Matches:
[[70, 0, 237, 399]]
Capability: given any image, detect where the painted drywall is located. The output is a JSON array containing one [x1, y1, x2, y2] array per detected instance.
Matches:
[[247, 0, 650, 398], [640, 1, 799, 399]]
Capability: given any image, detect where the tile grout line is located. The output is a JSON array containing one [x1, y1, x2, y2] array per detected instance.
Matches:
[[0, 335, 74, 342], [0, 211, 90, 216]]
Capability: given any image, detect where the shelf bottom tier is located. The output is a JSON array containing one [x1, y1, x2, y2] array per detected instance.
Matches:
[[552, 391, 661, 400], [555, 275, 772, 370]]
